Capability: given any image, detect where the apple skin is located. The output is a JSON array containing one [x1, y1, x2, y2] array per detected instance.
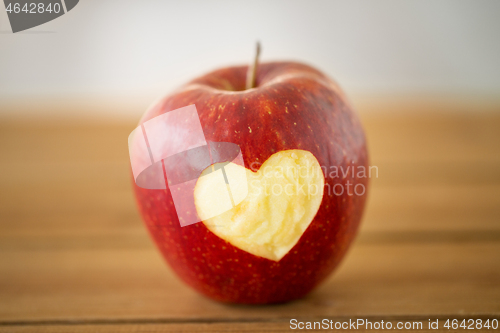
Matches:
[[133, 62, 369, 304]]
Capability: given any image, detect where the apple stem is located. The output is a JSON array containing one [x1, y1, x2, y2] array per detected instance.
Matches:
[[246, 41, 261, 90]]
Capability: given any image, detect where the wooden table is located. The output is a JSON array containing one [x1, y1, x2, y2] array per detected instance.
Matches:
[[1, 101, 499, 332]]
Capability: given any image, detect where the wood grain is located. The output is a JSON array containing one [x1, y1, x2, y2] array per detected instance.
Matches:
[[1, 318, 499, 333], [0, 105, 499, 331], [0, 242, 498, 322]]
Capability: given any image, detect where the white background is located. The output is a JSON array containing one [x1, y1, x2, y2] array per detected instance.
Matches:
[[1, 0, 499, 118]]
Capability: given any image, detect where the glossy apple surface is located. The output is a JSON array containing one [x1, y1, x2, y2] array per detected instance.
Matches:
[[133, 62, 369, 304]]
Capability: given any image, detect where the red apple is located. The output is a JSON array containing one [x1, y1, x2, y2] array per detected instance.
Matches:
[[132, 60, 369, 304]]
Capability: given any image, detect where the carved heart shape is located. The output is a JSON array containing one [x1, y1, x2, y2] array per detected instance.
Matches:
[[194, 150, 324, 261]]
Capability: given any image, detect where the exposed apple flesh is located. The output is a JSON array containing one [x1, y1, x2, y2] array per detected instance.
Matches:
[[194, 149, 324, 262]]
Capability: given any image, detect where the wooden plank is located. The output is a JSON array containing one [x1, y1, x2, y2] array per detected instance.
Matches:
[[362, 184, 500, 232], [1, 181, 498, 236], [363, 114, 500, 164], [0, 113, 499, 239], [0, 121, 132, 164], [0, 242, 498, 322], [1, 183, 499, 251], [1, 111, 499, 166], [1, 317, 499, 333], [0, 178, 498, 247]]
